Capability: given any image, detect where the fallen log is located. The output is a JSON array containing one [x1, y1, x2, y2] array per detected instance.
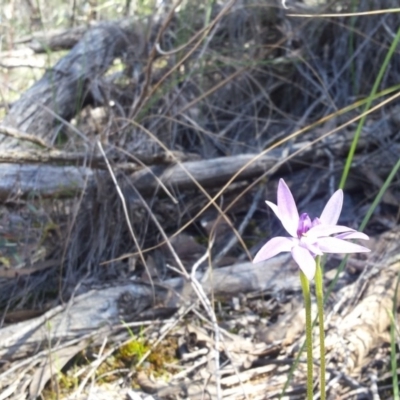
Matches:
[[19, 26, 88, 53], [0, 145, 392, 201], [0, 253, 294, 397], [0, 163, 95, 199], [0, 153, 280, 199], [0, 20, 146, 150], [0, 253, 294, 362]]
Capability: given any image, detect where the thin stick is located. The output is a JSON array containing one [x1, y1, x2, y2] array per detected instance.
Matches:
[[0, 125, 52, 149]]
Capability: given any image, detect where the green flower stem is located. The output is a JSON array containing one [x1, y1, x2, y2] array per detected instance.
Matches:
[[315, 256, 326, 400], [300, 270, 313, 400]]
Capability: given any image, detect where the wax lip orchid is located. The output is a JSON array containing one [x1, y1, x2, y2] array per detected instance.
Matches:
[[253, 179, 370, 280]]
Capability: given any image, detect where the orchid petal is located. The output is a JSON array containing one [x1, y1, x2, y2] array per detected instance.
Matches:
[[335, 231, 369, 240], [276, 179, 299, 238], [307, 224, 354, 238], [317, 237, 371, 253], [291, 245, 316, 280], [301, 240, 324, 256], [253, 236, 295, 263], [265, 201, 281, 220], [319, 189, 343, 225]]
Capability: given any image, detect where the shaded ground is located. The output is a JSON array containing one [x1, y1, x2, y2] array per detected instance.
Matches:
[[0, 0, 399, 398]]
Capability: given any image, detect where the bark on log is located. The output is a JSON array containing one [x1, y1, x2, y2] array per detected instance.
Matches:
[[0, 149, 389, 200], [1, 20, 145, 150], [0, 253, 294, 362], [324, 228, 400, 374], [26, 26, 88, 53], [0, 164, 95, 199], [0, 153, 281, 200]]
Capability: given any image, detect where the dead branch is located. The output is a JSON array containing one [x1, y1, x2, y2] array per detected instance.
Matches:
[[17, 26, 88, 53], [0, 125, 52, 149]]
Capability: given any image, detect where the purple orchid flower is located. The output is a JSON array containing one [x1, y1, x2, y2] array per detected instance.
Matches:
[[253, 179, 370, 280]]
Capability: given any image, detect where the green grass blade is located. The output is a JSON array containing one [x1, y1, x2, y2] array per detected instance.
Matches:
[[339, 24, 400, 189]]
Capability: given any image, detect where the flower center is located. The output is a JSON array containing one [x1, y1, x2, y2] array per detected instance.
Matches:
[[297, 213, 321, 238]]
